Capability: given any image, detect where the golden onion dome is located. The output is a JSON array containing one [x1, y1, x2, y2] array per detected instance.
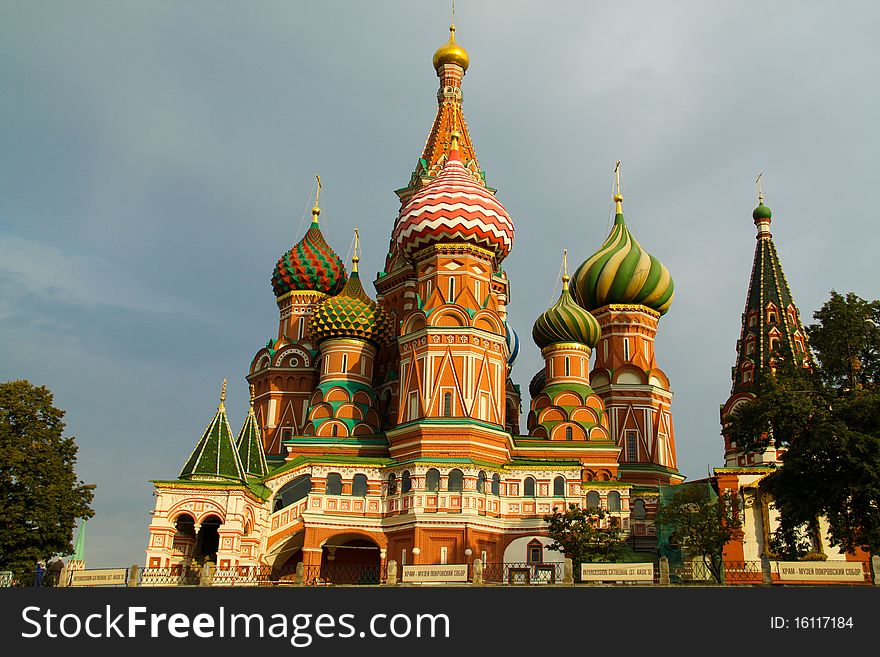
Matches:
[[433, 24, 470, 72]]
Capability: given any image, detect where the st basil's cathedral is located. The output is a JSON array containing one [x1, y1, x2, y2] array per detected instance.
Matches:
[[144, 22, 862, 578]]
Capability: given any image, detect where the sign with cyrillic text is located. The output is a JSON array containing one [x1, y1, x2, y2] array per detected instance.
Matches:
[[774, 561, 864, 582], [402, 564, 468, 582]]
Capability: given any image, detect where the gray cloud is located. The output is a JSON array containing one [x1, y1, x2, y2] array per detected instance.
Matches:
[[1, 1, 878, 566]]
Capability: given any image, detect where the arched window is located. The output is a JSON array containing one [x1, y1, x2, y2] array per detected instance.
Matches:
[[274, 474, 312, 511], [388, 473, 397, 495], [448, 469, 464, 492], [401, 470, 412, 493], [524, 476, 536, 497], [586, 491, 600, 509], [426, 468, 440, 492], [342, 354, 348, 372], [632, 499, 646, 519], [607, 491, 621, 512], [448, 277, 456, 302], [326, 472, 342, 496], [623, 338, 630, 361], [477, 471, 487, 493], [491, 473, 501, 495], [331, 423, 338, 437], [565, 426, 573, 441], [443, 392, 452, 417], [553, 476, 565, 496], [564, 356, 570, 376], [352, 474, 368, 497]]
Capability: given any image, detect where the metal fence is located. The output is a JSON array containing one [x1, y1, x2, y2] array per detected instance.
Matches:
[[483, 562, 563, 585], [302, 563, 386, 586], [140, 566, 200, 587]]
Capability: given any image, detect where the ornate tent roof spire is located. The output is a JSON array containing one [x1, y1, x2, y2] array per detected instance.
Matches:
[[179, 379, 246, 482], [236, 383, 269, 479]]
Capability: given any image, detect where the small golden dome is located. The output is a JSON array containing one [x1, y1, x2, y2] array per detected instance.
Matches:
[[433, 24, 470, 72]]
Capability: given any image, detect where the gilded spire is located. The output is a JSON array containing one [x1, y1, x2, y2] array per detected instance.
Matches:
[[562, 249, 570, 291], [756, 172, 764, 205], [249, 383, 255, 409], [219, 378, 227, 411], [312, 174, 322, 224], [613, 160, 624, 214], [352, 227, 360, 273], [450, 130, 461, 152]]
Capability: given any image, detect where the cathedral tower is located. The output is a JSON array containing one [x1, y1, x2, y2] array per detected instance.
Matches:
[[571, 166, 682, 487], [720, 185, 813, 466]]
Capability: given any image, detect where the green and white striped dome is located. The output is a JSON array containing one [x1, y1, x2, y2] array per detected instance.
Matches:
[[571, 207, 674, 315]]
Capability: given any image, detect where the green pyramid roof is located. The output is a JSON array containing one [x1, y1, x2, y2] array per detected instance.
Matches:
[[179, 380, 246, 482], [236, 391, 269, 478]]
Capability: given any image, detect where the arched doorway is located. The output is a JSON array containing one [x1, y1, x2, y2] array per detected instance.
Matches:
[[320, 534, 382, 585], [172, 513, 197, 560], [194, 515, 222, 563]]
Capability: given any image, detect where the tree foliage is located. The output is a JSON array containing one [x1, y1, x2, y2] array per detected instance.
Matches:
[[807, 290, 880, 391], [543, 503, 626, 577], [0, 380, 95, 575], [726, 291, 880, 556], [655, 484, 740, 583]]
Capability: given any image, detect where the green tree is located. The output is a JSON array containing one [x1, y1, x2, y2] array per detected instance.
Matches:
[[0, 380, 95, 578], [654, 484, 741, 583], [543, 503, 626, 580], [807, 290, 880, 391], [726, 291, 880, 557]]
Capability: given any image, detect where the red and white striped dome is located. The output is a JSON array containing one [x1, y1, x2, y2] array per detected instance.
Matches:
[[394, 149, 514, 261]]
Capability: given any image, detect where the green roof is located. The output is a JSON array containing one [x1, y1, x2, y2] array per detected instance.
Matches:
[[236, 404, 269, 478], [179, 384, 245, 482]]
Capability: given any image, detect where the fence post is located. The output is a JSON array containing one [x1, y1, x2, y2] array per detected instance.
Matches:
[[200, 562, 215, 587], [872, 555, 880, 586], [760, 555, 773, 585], [472, 559, 483, 586], [562, 558, 574, 585], [659, 556, 670, 585], [128, 565, 140, 588], [294, 562, 304, 586], [386, 560, 398, 586]]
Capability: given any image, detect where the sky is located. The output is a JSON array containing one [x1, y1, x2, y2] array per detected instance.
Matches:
[[1, 1, 878, 568]]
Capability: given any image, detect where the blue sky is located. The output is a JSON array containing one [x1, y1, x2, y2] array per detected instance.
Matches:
[[1, 1, 878, 567]]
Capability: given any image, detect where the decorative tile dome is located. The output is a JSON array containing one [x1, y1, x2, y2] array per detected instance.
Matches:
[[271, 207, 347, 298], [571, 196, 673, 315], [309, 264, 394, 347], [394, 135, 514, 261]]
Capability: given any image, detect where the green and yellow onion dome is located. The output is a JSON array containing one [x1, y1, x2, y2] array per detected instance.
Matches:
[[271, 215, 348, 298], [309, 270, 395, 347], [571, 205, 674, 315], [532, 278, 601, 350]]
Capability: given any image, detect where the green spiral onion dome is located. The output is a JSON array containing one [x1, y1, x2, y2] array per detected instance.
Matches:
[[532, 282, 601, 350], [309, 270, 395, 347], [571, 208, 674, 315], [271, 216, 348, 298]]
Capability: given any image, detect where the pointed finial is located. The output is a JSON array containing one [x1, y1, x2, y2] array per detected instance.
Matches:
[[249, 383, 255, 407], [450, 130, 461, 152], [613, 160, 624, 214], [219, 378, 227, 410], [756, 172, 764, 205], [352, 227, 360, 273], [561, 250, 570, 291], [311, 174, 322, 224]]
